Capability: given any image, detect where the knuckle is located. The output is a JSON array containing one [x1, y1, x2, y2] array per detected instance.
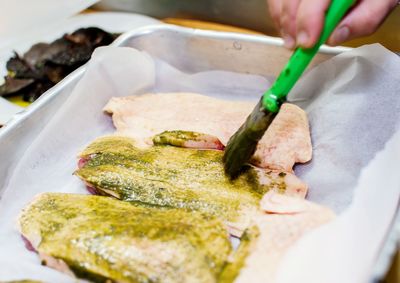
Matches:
[[271, 13, 282, 28], [280, 13, 289, 29], [267, 0, 282, 28], [366, 23, 379, 35], [296, 9, 313, 31], [354, 7, 382, 36], [364, 16, 381, 34]]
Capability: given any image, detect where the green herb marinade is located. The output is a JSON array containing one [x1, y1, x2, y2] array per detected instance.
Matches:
[[218, 226, 260, 283], [75, 136, 287, 227], [19, 193, 232, 283], [153, 130, 204, 147]]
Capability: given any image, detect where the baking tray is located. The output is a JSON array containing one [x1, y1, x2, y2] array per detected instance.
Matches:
[[0, 24, 395, 282], [0, 24, 349, 193]]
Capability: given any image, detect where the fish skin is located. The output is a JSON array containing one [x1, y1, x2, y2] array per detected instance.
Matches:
[[103, 93, 254, 147], [103, 93, 312, 172], [75, 136, 308, 236], [19, 193, 232, 283], [220, 192, 335, 283], [251, 103, 312, 172]]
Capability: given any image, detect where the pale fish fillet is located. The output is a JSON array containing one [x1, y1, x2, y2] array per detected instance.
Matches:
[[251, 103, 312, 172], [75, 136, 308, 237], [103, 93, 312, 171], [219, 191, 335, 283], [19, 193, 232, 283]]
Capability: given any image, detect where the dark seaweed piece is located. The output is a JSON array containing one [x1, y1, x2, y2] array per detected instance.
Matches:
[[43, 62, 75, 84], [22, 80, 54, 103], [44, 64, 65, 84], [0, 76, 53, 101], [35, 28, 117, 67], [66, 27, 116, 47], [0, 77, 35, 96], [48, 28, 116, 66], [6, 53, 41, 79], [0, 27, 119, 102], [47, 40, 92, 66], [23, 43, 51, 67]]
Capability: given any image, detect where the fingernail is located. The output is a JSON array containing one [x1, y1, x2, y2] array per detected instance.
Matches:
[[283, 34, 295, 49], [331, 26, 350, 45], [297, 31, 309, 47]]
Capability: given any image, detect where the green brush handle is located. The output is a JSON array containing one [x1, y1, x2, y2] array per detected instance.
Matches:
[[263, 0, 355, 112]]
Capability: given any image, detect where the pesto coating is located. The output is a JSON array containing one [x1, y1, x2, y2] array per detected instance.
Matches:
[[152, 130, 204, 147], [19, 193, 232, 283], [76, 136, 288, 230], [218, 226, 260, 283]]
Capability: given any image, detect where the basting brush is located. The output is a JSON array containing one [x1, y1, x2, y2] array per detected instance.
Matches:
[[223, 0, 356, 178]]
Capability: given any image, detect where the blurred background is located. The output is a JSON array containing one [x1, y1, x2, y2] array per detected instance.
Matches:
[[93, 0, 400, 52]]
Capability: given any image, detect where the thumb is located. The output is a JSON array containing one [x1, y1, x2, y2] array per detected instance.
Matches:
[[327, 0, 398, 46]]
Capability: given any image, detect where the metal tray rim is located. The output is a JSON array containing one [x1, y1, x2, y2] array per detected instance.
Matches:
[[0, 66, 85, 139], [113, 24, 352, 54]]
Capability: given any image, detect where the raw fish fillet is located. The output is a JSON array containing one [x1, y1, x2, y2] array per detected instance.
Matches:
[[19, 193, 232, 283], [251, 103, 312, 172], [104, 93, 312, 172], [219, 192, 335, 283], [75, 136, 308, 236]]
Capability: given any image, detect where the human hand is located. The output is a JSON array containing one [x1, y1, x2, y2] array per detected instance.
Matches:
[[267, 0, 398, 49]]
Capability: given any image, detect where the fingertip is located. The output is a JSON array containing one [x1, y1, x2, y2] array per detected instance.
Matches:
[[296, 31, 315, 48], [327, 25, 350, 46], [296, 0, 331, 48], [283, 34, 296, 49], [331, 0, 396, 43]]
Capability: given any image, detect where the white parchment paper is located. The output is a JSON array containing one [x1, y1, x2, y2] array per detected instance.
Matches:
[[0, 44, 399, 282]]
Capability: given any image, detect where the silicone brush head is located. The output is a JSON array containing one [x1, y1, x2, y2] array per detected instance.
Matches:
[[223, 98, 276, 178]]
